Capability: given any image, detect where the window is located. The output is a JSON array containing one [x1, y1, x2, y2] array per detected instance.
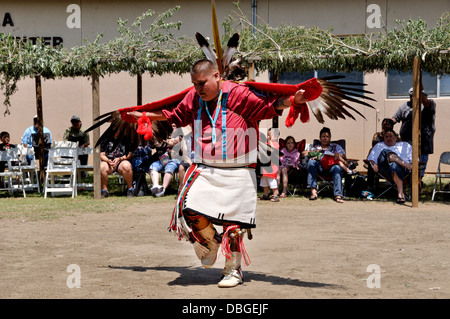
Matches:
[[387, 70, 450, 98], [440, 74, 450, 96], [275, 71, 315, 84], [274, 70, 365, 94], [317, 70, 365, 94]]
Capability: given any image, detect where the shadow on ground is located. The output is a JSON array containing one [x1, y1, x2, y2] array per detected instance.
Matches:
[[107, 265, 342, 289]]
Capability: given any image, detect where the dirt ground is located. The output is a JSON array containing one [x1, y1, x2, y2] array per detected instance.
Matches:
[[1, 196, 449, 300]]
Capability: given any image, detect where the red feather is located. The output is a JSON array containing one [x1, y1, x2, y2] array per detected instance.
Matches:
[[118, 86, 194, 122], [244, 79, 321, 127], [244, 78, 323, 101]]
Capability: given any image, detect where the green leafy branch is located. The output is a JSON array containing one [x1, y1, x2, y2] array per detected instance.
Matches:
[[0, 5, 449, 116]]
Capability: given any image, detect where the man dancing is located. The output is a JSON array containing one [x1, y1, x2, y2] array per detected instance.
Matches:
[[129, 59, 306, 287]]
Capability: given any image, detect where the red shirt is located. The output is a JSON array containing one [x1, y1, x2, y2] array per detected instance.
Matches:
[[162, 81, 282, 165]]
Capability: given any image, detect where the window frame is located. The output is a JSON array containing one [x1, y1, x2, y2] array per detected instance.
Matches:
[[386, 69, 450, 99]]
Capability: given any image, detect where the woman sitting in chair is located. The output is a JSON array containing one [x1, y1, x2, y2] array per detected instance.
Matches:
[[100, 131, 134, 199], [366, 129, 412, 204], [303, 127, 347, 203]]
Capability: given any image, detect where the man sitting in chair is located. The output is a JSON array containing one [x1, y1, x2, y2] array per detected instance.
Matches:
[[21, 116, 53, 166], [366, 129, 412, 204], [63, 115, 90, 166]]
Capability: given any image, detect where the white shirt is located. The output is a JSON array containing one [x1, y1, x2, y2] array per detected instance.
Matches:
[[367, 141, 412, 164]]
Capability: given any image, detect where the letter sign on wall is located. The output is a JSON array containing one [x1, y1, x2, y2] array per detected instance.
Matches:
[[2, 12, 14, 27], [366, 4, 382, 29], [66, 4, 81, 29]]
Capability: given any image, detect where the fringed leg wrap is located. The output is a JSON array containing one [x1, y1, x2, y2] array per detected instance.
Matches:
[[221, 225, 251, 266], [218, 225, 248, 288]]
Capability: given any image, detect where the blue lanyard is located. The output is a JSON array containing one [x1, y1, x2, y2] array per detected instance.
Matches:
[[196, 87, 229, 160], [204, 90, 223, 145]]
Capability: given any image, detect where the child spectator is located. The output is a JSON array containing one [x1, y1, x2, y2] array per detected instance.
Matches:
[[0, 131, 17, 172], [259, 128, 280, 202], [0, 131, 16, 150], [278, 135, 300, 197], [148, 125, 183, 197]]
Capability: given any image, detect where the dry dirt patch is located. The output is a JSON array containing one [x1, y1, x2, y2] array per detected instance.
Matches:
[[1, 197, 449, 299]]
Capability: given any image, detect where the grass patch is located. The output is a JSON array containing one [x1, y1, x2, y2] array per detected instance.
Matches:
[[0, 173, 448, 221], [0, 196, 127, 221], [0, 174, 178, 221]]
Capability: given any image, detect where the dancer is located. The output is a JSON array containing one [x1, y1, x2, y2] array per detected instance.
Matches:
[[128, 59, 306, 287]]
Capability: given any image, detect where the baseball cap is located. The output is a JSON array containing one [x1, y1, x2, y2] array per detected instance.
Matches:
[[408, 87, 427, 97], [71, 115, 81, 122]]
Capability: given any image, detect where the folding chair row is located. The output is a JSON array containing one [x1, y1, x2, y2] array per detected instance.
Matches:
[[0, 144, 41, 193]]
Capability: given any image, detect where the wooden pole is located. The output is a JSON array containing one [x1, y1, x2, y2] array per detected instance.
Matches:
[[91, 68, 101, 199], [137, 74, 142, 105], [34, 75, 45, 184], [271, 72, 279, 129], [247, 62, 255, 81], [411, 56, 421, 208]]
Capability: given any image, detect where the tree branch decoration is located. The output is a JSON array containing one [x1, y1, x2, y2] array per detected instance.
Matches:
[[0, 4, 448, 115]]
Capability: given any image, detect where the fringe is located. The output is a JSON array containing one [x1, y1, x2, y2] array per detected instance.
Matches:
[[221, 225, 251, 266], [168, 164, 201, 241]]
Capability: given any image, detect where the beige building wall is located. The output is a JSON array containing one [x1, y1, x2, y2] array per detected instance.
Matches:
[[1, 0, 449, 172]]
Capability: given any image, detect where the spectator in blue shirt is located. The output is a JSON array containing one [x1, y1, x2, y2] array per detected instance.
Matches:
[[21, 116, 53, 165]]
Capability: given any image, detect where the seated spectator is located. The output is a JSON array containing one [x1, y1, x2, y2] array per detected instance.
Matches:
[[148, 128, 183, 197], [131, 141, 153, 174], [367, 129, 412, 204], [260, 128, 280, 202], [304, 127, 346, 203], [21, 116, 53, 166], [371, 118, 396, 147], [177, 128, 194, 194], [0, 131, 16, 150], [63, 115, 90, 166], [278, 135, 300, 198], [99, 132, 134, 198], [0, 131, 16, 172], [130, 141, 153, 196], [367, 118, 396, 191]]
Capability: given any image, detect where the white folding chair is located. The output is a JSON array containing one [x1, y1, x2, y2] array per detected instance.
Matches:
[[431, 151, 450, 201], [44, 147, 78, 198], [13, 145, 41, 193], [77, 147, 94, 190], [50, 141, 79, 194], [54, 140, 79, 148], [0, 148, 26, 197]]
